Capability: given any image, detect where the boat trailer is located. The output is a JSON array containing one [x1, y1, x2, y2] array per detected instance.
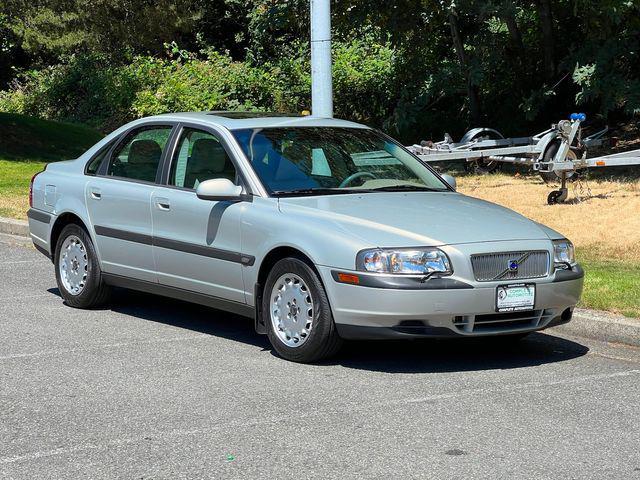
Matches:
[[408, 114, 640, 204]]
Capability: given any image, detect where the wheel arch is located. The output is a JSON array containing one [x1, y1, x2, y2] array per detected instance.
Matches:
[[253, 245, 322, 334], [535, 130, 561, 161], [50, 212, 92, 259], [459, 127, 504, 144]]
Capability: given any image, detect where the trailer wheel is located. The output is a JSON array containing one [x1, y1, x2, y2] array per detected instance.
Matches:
[[539, 141, 579, 183], [462, 128, 505, 174], [547, 190, 563, 205]]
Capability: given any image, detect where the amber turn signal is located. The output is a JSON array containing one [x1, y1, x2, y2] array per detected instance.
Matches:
[[337, 273, 360, 284]]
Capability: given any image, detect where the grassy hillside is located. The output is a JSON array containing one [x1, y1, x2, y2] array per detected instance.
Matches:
[[0, 113, 103, 218], [0, 112, 103, 162]]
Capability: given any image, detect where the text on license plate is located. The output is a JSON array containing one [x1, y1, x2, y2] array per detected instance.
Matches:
[[496, 283, 535, 312]]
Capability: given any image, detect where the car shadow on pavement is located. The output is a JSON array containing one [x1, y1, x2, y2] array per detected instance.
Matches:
[[331, 334, 590, 373], [108, 289, 272, 350], [49, 287, 589, 372], [48, 287, 271, 350]]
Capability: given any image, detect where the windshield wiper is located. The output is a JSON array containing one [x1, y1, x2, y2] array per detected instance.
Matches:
[[369, 185, 446, 192], [272, 187, 371, 197]]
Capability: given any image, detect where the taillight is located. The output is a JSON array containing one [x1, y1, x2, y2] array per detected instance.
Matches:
[[29, 171, 42, 208]]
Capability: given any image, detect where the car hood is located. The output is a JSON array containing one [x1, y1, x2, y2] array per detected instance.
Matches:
[[277, 192, 550, 246]]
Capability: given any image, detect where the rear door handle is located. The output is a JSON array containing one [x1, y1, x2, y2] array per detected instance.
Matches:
[[155, 197, 171, 211], [89, 187, 101, 200]]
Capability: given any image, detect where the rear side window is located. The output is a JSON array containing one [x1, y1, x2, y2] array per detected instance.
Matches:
[[107, 126, 172, 182], [85, 141, 115, 175]]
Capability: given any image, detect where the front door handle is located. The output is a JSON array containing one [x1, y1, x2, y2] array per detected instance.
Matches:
[[89, 188, 101, 200], [155, 197, 171, 211]]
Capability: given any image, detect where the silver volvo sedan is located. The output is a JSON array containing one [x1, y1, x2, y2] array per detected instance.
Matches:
[[27, 112, 584, 362]]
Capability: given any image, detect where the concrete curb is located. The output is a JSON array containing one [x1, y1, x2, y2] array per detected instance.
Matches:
[[556, 308, 640, 348], [0, 216, 29, 237], [0, 216, 637, 347]]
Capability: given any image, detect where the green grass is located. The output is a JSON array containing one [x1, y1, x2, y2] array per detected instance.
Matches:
[[577, 249, 640, 318], [0, 159, 46, 217], [0, 113, 103, 218]]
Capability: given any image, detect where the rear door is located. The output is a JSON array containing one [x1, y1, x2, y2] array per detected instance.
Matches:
[[86, 124, 174, 282], [151, 125, 247, 302]]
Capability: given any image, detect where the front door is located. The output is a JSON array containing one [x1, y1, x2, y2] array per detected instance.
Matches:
[[151, 127, 246, 303], [86, 125, 173, 282]]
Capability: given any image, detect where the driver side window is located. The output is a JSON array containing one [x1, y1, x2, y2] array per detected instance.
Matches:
[[169, 128, 237, 189]]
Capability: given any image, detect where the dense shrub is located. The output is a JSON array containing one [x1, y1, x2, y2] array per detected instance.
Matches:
[[0, 39, 398, 133], [0, 55, 141, 130]]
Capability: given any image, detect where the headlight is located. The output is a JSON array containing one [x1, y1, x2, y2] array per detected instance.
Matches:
[[553, 239, 576, 267], [357, 248, 452, 275]]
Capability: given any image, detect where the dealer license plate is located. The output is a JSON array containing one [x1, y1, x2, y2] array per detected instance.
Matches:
[[496, 283, 535, 312]]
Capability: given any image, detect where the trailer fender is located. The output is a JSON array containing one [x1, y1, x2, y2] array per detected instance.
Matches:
[[461, 128, 505, 174], [535, 130, 560, 161], [459, 127, 504, 144]]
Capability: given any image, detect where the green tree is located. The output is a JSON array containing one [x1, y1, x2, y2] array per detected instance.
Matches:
[[3, 0, 204, 61]]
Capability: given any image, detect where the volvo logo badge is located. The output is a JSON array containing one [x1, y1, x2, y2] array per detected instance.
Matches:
[[493, 252, 531, 280]]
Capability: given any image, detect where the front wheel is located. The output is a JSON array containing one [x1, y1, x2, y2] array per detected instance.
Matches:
[[262, 258, 343, 363], [54, 223, 111, 308]]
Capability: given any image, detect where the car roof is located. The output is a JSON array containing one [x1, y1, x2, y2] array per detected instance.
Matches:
[[148, 111, 369, 130]]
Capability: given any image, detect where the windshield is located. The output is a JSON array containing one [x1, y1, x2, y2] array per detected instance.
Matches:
[[231, 127, 450, 195]]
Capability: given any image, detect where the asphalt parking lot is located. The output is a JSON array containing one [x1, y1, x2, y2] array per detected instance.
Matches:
[[1, 235, 639, 479]]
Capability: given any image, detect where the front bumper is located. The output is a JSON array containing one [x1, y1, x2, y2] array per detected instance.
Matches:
[[318, 264, 584, 340]]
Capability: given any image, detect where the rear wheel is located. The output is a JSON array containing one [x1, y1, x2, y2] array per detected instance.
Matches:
[[54, 223, 110, 308], [462, 129, 505, 174], [262, 258, 342, 363]]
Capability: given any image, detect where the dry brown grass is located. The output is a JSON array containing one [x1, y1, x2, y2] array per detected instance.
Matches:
[[0, 193, 28, 219], [457, 173, 640, 261]]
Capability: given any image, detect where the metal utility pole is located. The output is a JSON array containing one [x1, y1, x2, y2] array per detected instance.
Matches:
[[310, 0, 333, 117]]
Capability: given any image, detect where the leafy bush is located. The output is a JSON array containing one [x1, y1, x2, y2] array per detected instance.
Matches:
[[0, 55, 141, 130], [127, 51, 276, 116], [0, 38, 397, 133]]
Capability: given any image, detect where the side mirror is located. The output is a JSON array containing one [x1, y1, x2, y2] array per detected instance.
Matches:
[[196, 178, 243, 201], [441, 173, 456, 191]]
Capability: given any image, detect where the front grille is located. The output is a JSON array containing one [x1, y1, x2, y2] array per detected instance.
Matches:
[[470, 250, 549, 282]]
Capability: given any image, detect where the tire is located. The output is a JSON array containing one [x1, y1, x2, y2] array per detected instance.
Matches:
[[547, 190, 563, 205], [539, 141, 579, 183], [462, 129, 504, 174], [465, 157, 502, 175], [262, 257, 343, 363], [54, 223, 111, 308]]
